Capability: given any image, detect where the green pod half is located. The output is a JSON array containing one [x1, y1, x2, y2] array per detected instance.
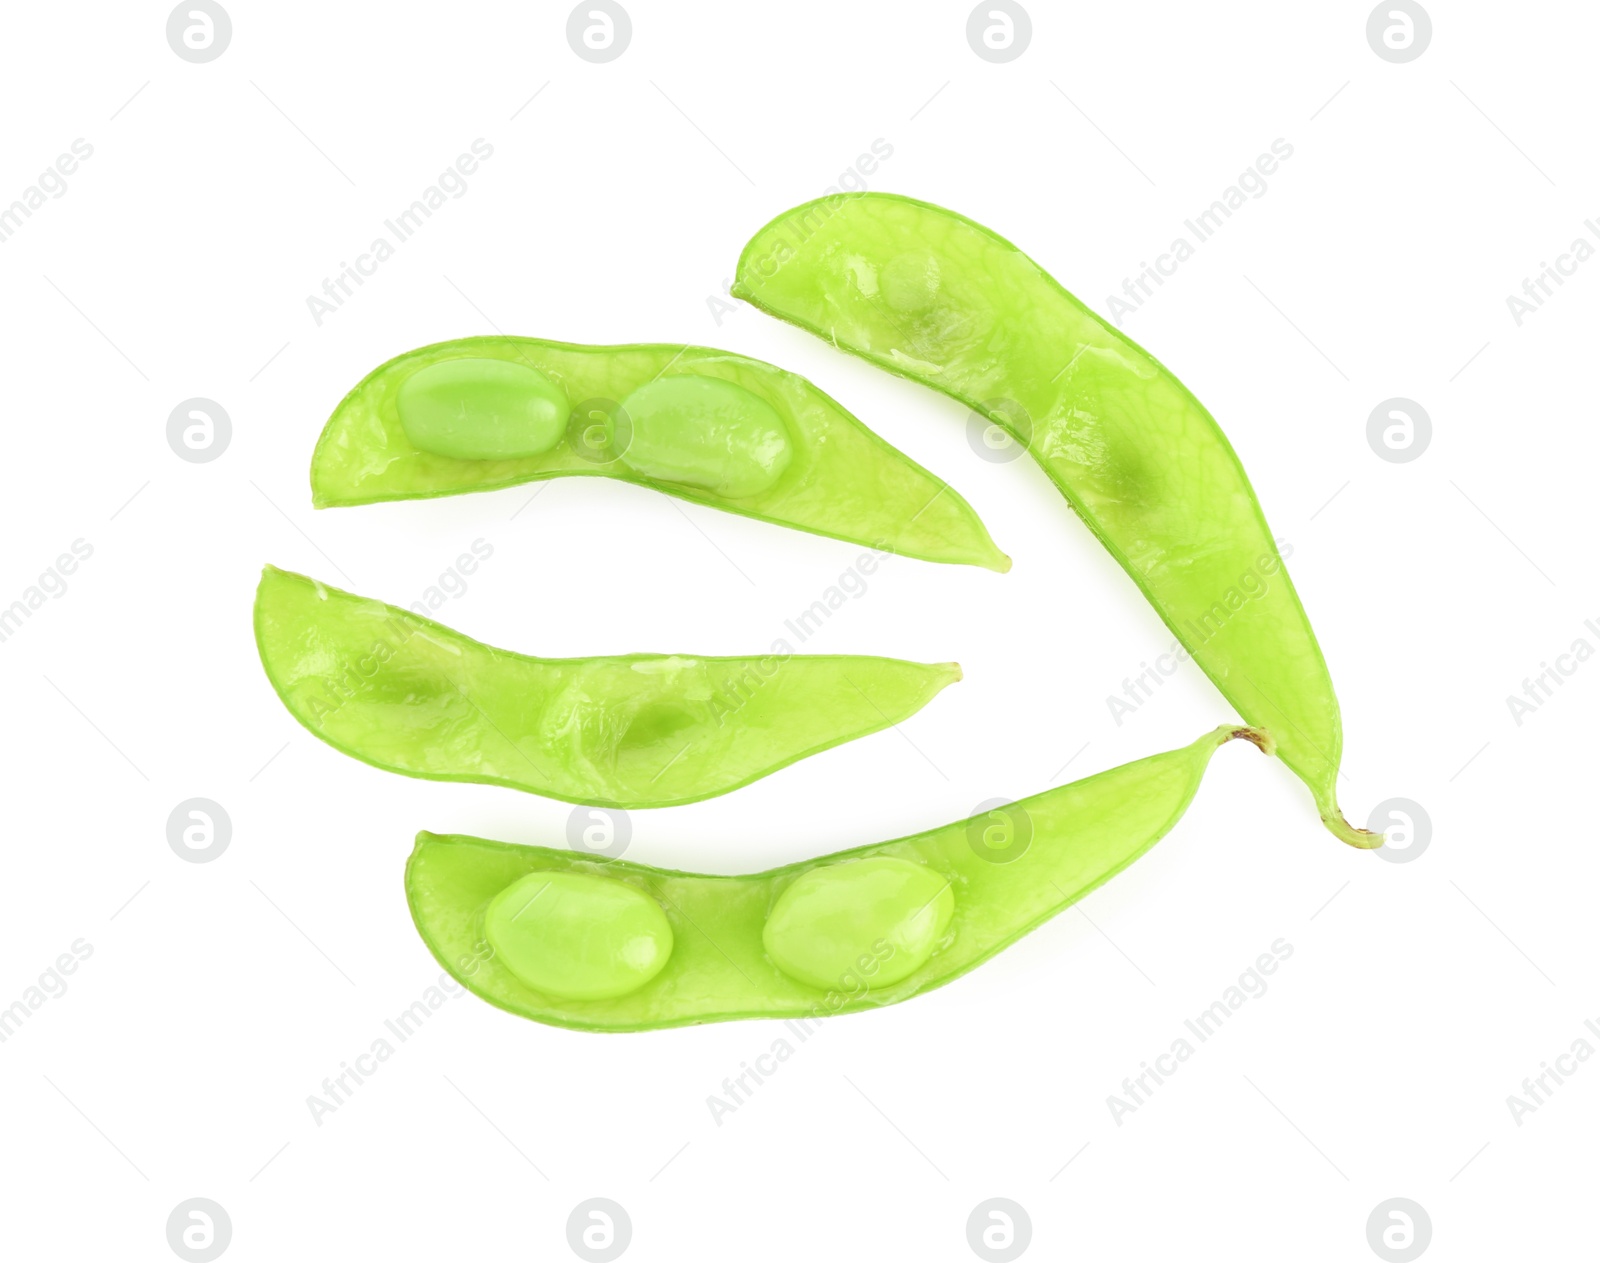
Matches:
[[406, 726, 1249, 1031], [253, 565, 960, 809], [310, 336, 1009, 573], [732, 193, 1376, 848]]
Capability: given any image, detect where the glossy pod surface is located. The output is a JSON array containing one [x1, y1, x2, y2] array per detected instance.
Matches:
[[312, 335, 1009, 572], [732, 193, 1375, 847], [407, 727, 1247, 1031], [254, 565, 960, 809]]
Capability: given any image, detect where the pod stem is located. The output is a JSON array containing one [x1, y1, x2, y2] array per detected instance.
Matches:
[[1225, 725, 1275, 755], [1317, 801, 1385, 850], [1193, 723, 1274, 756], [1208, 726, 1382, 850]]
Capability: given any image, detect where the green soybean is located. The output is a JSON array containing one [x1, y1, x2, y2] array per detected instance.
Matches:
[[484, 872, 673, 1001], [763, 856, 955, 990], [733, 193, 1377, 848], [254, 565, 960, 809], [312, 335, 1010, 573], [397, 357, 568, 460], [616, 375, 791, 497], [406, 726, 1249, 1031]]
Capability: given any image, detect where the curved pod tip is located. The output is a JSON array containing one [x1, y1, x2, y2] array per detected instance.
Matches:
[[1321, 803, 1385, 850], [1217, 724, 1383, 850]]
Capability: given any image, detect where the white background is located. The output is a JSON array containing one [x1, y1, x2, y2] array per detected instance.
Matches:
[[0, 2, 1592, 1259]]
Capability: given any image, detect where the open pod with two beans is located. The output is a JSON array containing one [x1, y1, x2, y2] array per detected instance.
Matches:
[[407, 728, 1256, 1032]]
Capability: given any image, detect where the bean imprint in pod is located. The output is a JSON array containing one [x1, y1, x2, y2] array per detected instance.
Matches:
[[311, 335, 1009, 572], [406, 726, 1252, 1031], [253, 565, 961, 809], [733, 193, 1379, 847]]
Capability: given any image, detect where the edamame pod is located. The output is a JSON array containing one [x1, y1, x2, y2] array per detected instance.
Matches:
[[254, 565, 960, 809], [732, 193, 1377, 847], [407, 726, 1249, 1031], [311, 336, 1010, 573]]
